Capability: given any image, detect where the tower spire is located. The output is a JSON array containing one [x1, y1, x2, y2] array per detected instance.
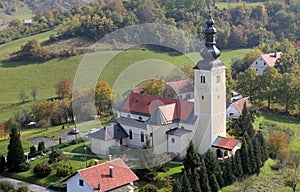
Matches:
[[201, 11, 220, 60]]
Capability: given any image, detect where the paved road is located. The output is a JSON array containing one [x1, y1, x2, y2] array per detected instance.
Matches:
[[0, 176, 57, 192]]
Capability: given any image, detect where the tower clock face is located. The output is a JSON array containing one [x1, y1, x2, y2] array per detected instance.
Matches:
[[200, 86, 206, 93]]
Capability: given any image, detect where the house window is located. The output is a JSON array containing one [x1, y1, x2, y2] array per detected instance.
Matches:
[[230, 113, 234, 116], [200, 75, 206, 83], [129, 129, 132, 140], [264, 63, 266, 65], [202, 96, 205, 100], [141, 132, 145, 142], [171, 138, 175, 143], [79, 179, 84, 186], [256, 62, 257, 64], [127, 114, 131, 118], [138, 116, 142, 121], [217, 75, 221, 83]]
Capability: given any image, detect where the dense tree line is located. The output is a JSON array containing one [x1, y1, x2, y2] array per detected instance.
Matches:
[[0, 0, 299, 50], [173, 105, 268, 191]]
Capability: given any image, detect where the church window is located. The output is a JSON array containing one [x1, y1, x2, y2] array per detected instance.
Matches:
[[129, 129, 132, 140], [186, 94, 191, 99], [171, 138, 175, 143], [217, 75, 221, 83], [141, 132, 144, 142], [138, 116, 142, 121], [202, 96, 205, 100], [200, 75, 206, 83]]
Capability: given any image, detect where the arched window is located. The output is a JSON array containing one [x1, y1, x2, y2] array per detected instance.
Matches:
[[141, 132, 144, 142], [200, 75, 206, 83], [129, 129, 132, 140], [139, 116, 142, 121]]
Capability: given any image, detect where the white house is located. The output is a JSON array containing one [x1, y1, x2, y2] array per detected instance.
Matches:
[[226, 97, 252, 119], [66, 158, 138, 192], [90, 15, 240, 158], [250, 52, 282, 75]]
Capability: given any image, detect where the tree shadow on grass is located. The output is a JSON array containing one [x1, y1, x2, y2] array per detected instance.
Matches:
[[0, 60, 41, 68]]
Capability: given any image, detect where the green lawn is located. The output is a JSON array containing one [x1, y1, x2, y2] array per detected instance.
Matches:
[[60, 141, 93, 155], [1, 155, 105, 187], [0, 119, 106, 155], [0, 30, 55, 60]]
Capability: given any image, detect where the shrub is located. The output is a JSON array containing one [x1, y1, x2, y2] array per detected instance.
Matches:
[[18, 162, 30, 172], [17, 185, 29, 192], [56, 162, 73, 177], [138, 184, 158, 192], [158, 166, 170, 172], [0, 181, 15, 191], [34, 164, 51, 178], [49, 149, 64, 163], [29, 145, 36, 156], [38, 141, 45, 152]]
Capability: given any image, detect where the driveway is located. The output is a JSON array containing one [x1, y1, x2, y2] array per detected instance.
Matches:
[[0, 176, 57, 192]]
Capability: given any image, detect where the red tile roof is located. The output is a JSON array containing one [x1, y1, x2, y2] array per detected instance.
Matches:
[[166, 80, 193, 94], [232, 97, 252, 113], [261, 52, 282, 67], [214, 137, 240, 150], [121, 92, 194, 121], [78, 158, 138, 192]]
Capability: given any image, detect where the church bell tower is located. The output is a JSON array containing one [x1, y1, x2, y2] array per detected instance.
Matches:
[[194, 13, 227, 154]]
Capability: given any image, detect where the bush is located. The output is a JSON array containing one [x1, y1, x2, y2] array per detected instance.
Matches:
[[0, 181, 15, 191], [38, 141, 45, 152], [56, 162, 73, 177], [158, 166, 170, 172], [138, 184, 158, 192], [17, 185, 29, 192], [29, 145, 36, 156], [49, 149, 64, 163], [34, 164, 51, 178], [18, 162, 30, 172]]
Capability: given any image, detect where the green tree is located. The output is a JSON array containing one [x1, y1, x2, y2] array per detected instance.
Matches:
[[236, 67, 259, 102], [198, 158, 211, 192], [29, 145, 36, 156], [233, 150, 243, 178], [183, 141, 200, 172], [143, 79, 166, 96], [204, 150, 224, 188], [253, 136, 262, 173], [18, 39, 48, 61], [259, 66, 281, 109], [56, 162, 73, 177], [34, 164, 51, 178], [223, 158, 235, 186], [209, 174, 220, 192], [0, 155, 5, 173], [18, 90, 28, 104], [276, 73, 299, 113], [256, 131, 268, 163], [188, 169, 201, 192], [139, 184, 159, 192], [226, 69, 235, 102], [181, 170, 192, 192], [240, 137, 251, 175], [6, 119, 25, 171], [37, 141, 45, 152], [172, 178, 182, 192]]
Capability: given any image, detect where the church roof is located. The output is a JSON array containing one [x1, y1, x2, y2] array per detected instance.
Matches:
[[120, 92, 194, 122], [166, 127, 192, 136], [212, 136, 240, 150], [89, 123, 128, 141], [166, 80, 193, 94]]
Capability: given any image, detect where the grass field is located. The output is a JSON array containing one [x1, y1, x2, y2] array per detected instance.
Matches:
[[0, 45, 251, 121]]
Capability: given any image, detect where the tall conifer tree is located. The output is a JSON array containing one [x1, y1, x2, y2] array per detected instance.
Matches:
[[233, 150, 243, 177], [182, 171, 192, 192], [209, 174, 220, 192], [172, 178, 182, 192], [198, 158, 211, 192], [241, 137, 251, 175], [183, 141, 201, 172], [6, 119, 25, 171]]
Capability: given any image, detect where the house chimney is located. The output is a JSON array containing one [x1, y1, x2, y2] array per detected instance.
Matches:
[[274, 51, 277, 57], [98, 183, 101, 190], [108, 155, 112, 161], [109, 166, 114, 178], [94, 159, 98, 165]]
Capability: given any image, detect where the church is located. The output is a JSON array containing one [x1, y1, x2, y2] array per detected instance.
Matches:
[[89, 15, 241, 159]]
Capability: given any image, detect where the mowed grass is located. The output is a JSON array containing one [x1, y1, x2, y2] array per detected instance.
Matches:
[[0, 30, 55, 60], [1, 155, 105, 187], [0, 119, 105, 155]]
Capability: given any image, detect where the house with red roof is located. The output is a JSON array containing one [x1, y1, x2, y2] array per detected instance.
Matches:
[[250, 52, 282, 75], [66, 158, 138, 192], [212, 136, 241, 161], [226, 97, 252, 119], [162, 79, 194, 100]]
